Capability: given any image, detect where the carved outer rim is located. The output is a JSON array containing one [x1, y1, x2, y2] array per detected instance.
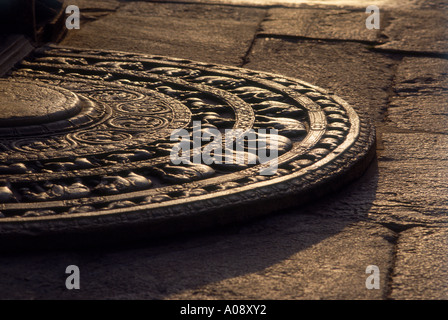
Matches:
[[0, 47, 376, 250]]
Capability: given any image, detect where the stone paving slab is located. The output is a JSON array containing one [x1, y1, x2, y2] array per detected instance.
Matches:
[[260, 8, 380, 42], [246, 38, 396, 122], [65, 0, 121, 22], [393, 57, 447, 95], [0, 218, 394, 299], [375, 10, 448, 55], [371, 132, 448, 225], [415, 0, 448, 10], [388, 94, 448, 134], [164, 220, 394, 300], [154, 0, 425, 10], [1, 0, 446, 300], [390, 227, 448, 299], [388, 57, 448, 134], [61, 2, 266, 66], [64, 0, 121, 11]]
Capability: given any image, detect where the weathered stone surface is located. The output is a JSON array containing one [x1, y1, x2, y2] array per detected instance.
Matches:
[[388, 57, 448, 134], [0, 218, 394, 299], [0, 0, 446, 301], [390, 227, 448, 300], [415, 0, 448, 10], [159, 0, 423, 9], [388, 94, 448, 134], [66, 0, 120, 11], [164, 221, 395, 300], [375, 10, 448, 55], [61, 2, 266, 66], [260, 8, 380, 42], [65, 0, 121, 23], [0, 80, 81, 126], [371, 132, 448, 225], [246, 38, 396, 122], [393, 57, 447, 94]]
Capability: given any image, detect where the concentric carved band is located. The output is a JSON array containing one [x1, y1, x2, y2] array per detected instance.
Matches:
[[0, 46, 375, 248]]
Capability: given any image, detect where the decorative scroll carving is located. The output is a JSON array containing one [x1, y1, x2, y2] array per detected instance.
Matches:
[[0, 46, 375, 245]]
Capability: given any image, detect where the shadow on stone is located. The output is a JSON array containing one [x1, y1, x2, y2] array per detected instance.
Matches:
[[0, 159, 379, 299]]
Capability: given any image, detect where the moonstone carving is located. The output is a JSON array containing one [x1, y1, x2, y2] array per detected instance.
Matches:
[[0, 46, 375, 248]]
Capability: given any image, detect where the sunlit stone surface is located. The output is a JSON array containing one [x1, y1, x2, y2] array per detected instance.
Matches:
[[0, 80, 81, 126]]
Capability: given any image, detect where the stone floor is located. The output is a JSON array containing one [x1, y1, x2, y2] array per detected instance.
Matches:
[[0, 0, 446, 299]]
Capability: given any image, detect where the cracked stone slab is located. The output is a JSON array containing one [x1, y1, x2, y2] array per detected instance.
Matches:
[[61, 2, 266, 66], [246, 38, 396, 122], [260, 8, 381, 42], [388, 57, 448, 134], [390, 227, 448, 299], [375, 10, 448, 55]]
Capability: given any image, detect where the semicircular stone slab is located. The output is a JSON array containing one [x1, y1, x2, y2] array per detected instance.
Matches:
[[0, 46, 376, 249], [0, 80, 82, 126]]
